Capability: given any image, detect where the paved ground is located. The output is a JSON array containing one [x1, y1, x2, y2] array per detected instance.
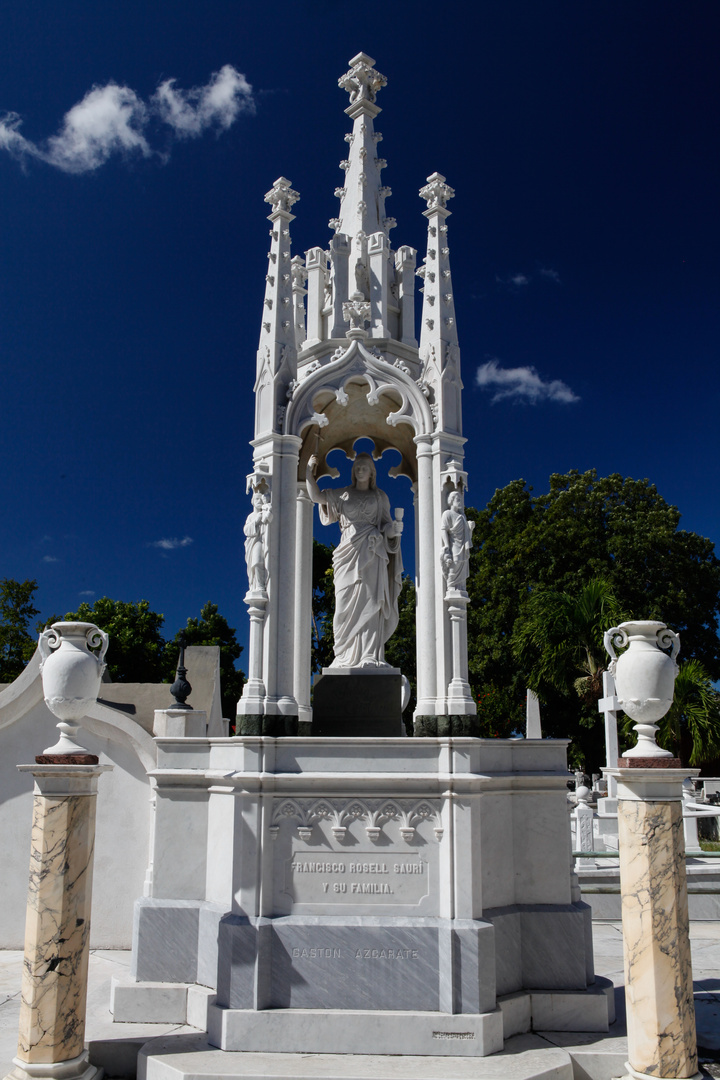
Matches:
[[0, 924, 719, 1078]]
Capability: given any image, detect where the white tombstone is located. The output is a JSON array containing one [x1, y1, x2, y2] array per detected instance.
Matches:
[[525, 688, 542, 738], [574, 784, 596, 869]]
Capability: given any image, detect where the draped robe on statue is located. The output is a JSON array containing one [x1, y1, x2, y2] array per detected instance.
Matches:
[[319, 485, 403, 668]]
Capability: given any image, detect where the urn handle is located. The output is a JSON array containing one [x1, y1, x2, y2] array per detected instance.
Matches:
[[603, 625, 628, 667], [657, 626, 681, 667], [86, 626, 110, 670], [37, 627, 60, 670]]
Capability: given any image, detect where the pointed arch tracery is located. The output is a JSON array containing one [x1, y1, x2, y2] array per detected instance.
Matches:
[[285, 340, 433, 483]]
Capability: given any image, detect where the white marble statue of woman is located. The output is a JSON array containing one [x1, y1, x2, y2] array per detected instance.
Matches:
[[306, 452, 403, 668], [244, 491, 272, 593], [440, 490, 474, 591]]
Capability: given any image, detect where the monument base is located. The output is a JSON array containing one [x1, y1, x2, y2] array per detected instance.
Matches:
[[236, 715, 298, 737], [126, 735, 611, 1065], [137, 1033, 580, 1080], [208, 1004, 504, 1056], [311, 671, 403, 736], [414, 715, 480, 737]]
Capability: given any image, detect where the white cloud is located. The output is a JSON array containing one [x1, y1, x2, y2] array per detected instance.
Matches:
[[46, 84, 151, 173], [79, 590, 96, 597], [540, 267, 561, 283], [150, 536, 194, 551], [475, 359, 580, 405], [0, 65, 254, 174], [153, 65, 254, 137], [42, 554, 59, 563], [496, 272, 530, 287]]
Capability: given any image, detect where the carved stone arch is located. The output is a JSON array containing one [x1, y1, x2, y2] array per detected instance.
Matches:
[[287, 340, 433, 483]]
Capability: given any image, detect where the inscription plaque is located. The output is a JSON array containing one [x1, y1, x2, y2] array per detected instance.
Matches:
[[284, 849, 430, 905], [270, 922, 440, 1010]]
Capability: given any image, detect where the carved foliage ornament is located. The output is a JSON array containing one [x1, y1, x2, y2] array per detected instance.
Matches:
[[420, 173, 455, 211], [270, 797, 443, 844], [264, 177, 300, 215], [339, 55, 387, 106]]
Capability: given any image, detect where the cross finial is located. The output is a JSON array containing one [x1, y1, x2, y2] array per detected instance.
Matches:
[[420, 172, 455, 212], [339, 53, 387, 117], [264, 177, 300, 217]]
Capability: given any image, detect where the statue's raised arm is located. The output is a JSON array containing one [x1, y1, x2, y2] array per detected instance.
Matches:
[[309, 452, 403, 669], [306, 455, 329, 508]]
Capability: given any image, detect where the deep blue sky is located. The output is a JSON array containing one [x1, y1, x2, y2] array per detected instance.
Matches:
[[1, 1, 718, 663]]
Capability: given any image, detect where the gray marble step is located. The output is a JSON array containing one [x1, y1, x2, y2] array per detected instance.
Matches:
[[137, 1032, 574, 1080]]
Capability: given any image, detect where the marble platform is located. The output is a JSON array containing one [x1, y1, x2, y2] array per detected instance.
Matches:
[[136, 1032, 576, 1080], [116, 736, 611, 1056], [5, 922, 720, 1080]]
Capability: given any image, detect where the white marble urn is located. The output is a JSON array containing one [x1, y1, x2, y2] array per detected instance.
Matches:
[[604, 620, 679, 757], [38, 621, 108, 753]]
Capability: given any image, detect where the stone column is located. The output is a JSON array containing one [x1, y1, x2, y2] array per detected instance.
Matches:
[[445, 588, 474, 720], [328, 237, 349, 339], [606, 766, 700, 1080], [7, 763, 110, 1080], [293, 482, 314, 729], [413, 436, 437, 727], [368, 230, 390, 338], [237, 593, 268, 732], [304, 247, 327, 345], [394, 245, 417, 347]]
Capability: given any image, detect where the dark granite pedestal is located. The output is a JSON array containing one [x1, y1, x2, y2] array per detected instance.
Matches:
[[311, 671, 403, 737]]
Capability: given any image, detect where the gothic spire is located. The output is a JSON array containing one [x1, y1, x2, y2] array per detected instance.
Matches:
[[330, 53, 395, 328], [254, 177, 300, 435], [417, 173, 463, 435]]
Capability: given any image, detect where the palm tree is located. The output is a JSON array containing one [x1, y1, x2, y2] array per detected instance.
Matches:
[[513, 577, 627, 704]]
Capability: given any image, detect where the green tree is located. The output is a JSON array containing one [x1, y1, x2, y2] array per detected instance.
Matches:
[[466, 471, 720, 768], [513, 577, 627, 703], [311, 540, 335, 673], [385, 577, 417, 734], [165, 602, 245, 722], [0, 578, 40, 682], [58, 597, 166, 683]]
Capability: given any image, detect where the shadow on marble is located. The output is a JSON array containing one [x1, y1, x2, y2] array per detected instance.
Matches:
[[695, 993, 720, 1054]]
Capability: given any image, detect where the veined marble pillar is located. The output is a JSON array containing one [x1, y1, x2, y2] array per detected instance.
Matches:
[[606, 766, 701, 1080], [7, 764, 110, 1080]]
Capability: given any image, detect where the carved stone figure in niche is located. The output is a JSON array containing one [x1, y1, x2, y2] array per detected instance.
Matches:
[[354, 232, 370, 299], [244, 490, 272, 593], [306, 452, 403, 668], [440, 490, 474, 591]]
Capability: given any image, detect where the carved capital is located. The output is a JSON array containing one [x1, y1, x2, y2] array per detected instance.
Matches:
[[305, 246, 328, 270]]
